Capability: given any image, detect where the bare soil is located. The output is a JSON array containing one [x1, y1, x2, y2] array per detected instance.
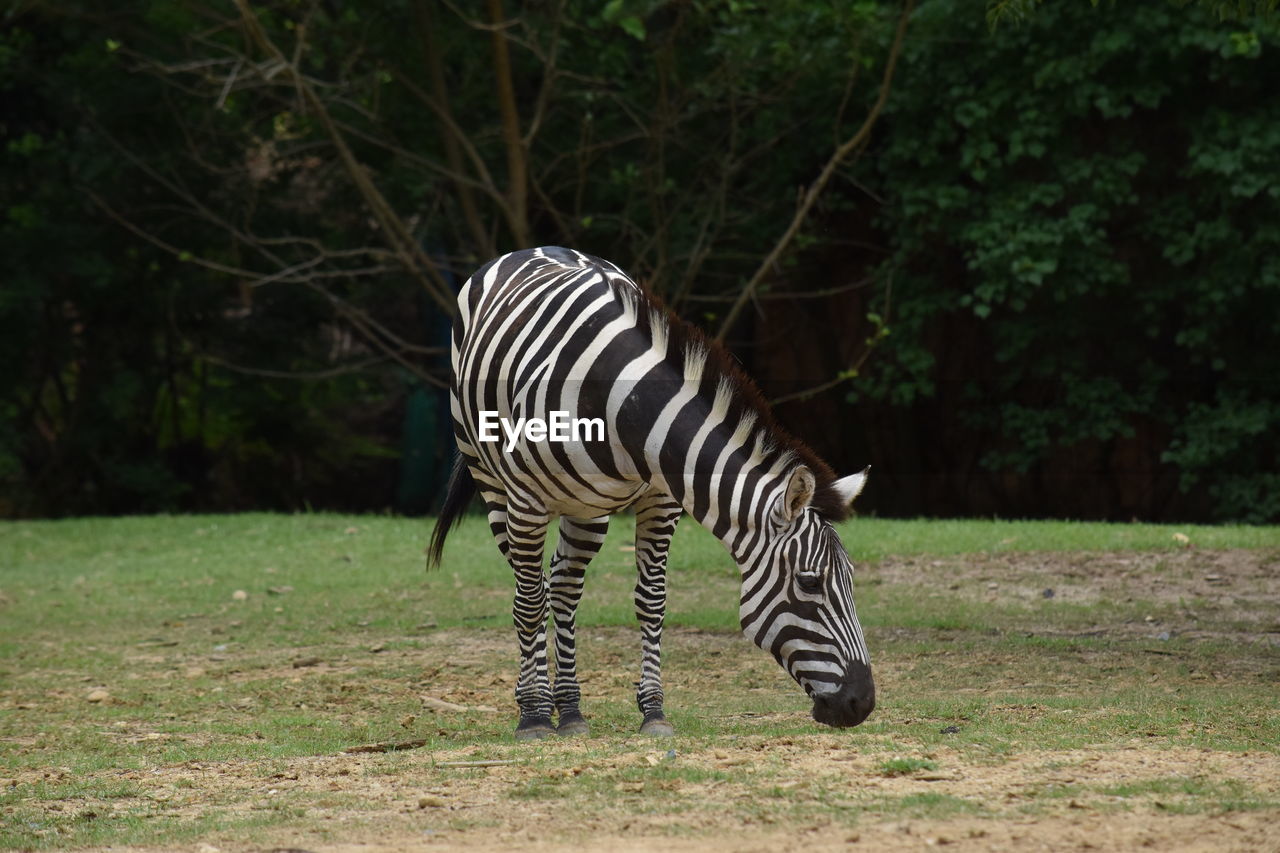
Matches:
[[870, 547, 1280, 642], [60, 738, 1280, 852]]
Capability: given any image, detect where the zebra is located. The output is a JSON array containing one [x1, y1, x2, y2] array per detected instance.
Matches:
[[428, 246, 874, 739]]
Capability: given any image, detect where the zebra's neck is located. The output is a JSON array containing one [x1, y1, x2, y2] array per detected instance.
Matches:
[[668, 414, 793, 567], [612, 349, 795, 567]]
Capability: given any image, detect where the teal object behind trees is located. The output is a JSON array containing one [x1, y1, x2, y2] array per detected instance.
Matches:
[[395, 384, 442, 516]]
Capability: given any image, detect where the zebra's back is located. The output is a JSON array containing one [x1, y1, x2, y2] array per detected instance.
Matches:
[[451, 247, 655, 518]]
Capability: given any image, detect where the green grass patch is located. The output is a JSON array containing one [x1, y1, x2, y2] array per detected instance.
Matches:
[[845, 517, 1277, 558], [1, 513, 1277, 848], [877, 757, 938, 776], [882, 791, 982, 819]]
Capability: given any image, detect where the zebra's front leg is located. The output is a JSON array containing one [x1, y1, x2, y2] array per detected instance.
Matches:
[[548, 516, 609, 736], [633, 494, 683, 736], [487, 496, 555, 740]]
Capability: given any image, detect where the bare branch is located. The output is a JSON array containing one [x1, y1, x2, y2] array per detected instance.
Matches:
[[329, 111, 506, 209], [714, 0, 916, 342], [89, 190, 401, 292], [214, 57, 243, 109], [86, 111, 301, 272], [314, 286, 447, 358], [232, 0, 457, 314], [521, 0, 562, 147], [768, 271, 894, 407], [439, 0, 521, 33], [198, 352, 397, 381], [487, 0, 530, 246], [415, 0, 493, 257], [683, 274, 879, 303], [88, 190, 266, 279], [311, 284, 450, 387]]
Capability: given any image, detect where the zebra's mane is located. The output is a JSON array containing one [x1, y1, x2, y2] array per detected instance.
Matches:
[[611, 278, 854, 523]]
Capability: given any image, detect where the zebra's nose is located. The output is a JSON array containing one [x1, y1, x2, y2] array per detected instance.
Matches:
[[810, 660, 875, 728]]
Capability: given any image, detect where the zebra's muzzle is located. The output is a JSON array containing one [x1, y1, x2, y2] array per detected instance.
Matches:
[[810, 660, 875, 728]]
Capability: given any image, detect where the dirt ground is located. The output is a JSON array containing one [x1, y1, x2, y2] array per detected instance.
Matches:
[[870, 547, 1280, 641], [59, 745, 1280, 853], [13, 549, 1280, 852]]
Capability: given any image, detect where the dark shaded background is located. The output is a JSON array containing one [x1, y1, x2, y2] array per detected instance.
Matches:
[[2, 1, 1277, 522]]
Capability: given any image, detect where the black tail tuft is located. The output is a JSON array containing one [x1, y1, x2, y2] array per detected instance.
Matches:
[[427, 454, 476, 570]]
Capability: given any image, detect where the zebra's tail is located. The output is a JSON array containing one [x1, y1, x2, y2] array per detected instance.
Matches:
[[427, 454, 476, 570]]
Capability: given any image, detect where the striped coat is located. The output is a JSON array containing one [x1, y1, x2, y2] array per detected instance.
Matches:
[[430, 247, 873, 738]]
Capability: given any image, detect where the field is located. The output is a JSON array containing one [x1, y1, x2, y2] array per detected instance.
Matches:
[[2, 514, 1278, 852]]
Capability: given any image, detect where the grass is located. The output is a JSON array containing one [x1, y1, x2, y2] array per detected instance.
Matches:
[[1, 513, 1278, 848], [876, 757, 938, 776]]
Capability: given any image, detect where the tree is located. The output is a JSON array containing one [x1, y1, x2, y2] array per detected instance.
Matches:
[[1, 0, 910, 514], [851, 0, 1280, 521]]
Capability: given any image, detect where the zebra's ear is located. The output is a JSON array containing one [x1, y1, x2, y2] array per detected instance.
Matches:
[[781, 466, 817, 523], [831, 466, 870, 512]]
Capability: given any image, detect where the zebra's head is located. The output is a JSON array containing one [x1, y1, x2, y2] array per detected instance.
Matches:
[[739, 465, 875, 728]]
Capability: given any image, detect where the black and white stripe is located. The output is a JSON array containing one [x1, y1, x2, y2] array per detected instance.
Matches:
[[430, 246, 875, 737]]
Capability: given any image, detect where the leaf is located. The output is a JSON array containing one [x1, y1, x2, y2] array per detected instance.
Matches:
[[619, 16, 646, 41]]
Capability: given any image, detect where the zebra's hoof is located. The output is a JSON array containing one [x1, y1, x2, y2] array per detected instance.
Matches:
[[556, 713, 590, 737], [515, 716, 556, 741], [639, 716, 675, 737]]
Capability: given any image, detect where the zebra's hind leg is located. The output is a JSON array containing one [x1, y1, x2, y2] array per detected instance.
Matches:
[[633, 493, 683, 737], [548, 515, 609, 736], [481, 490, 556, 740]]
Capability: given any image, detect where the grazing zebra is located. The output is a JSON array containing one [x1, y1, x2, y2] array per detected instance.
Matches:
[[428, 246, 874, 739]]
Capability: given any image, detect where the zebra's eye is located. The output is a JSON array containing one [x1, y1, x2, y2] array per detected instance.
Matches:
[[796, 571, 823, 594]]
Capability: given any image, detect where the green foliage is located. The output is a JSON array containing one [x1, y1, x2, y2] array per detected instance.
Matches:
[[988, 0, 1279, 29], [2, 1, 1277, 521], [1162, 394, 1280, 522], [0, 3, 448, 515], [855, 1, 1280, 521]]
